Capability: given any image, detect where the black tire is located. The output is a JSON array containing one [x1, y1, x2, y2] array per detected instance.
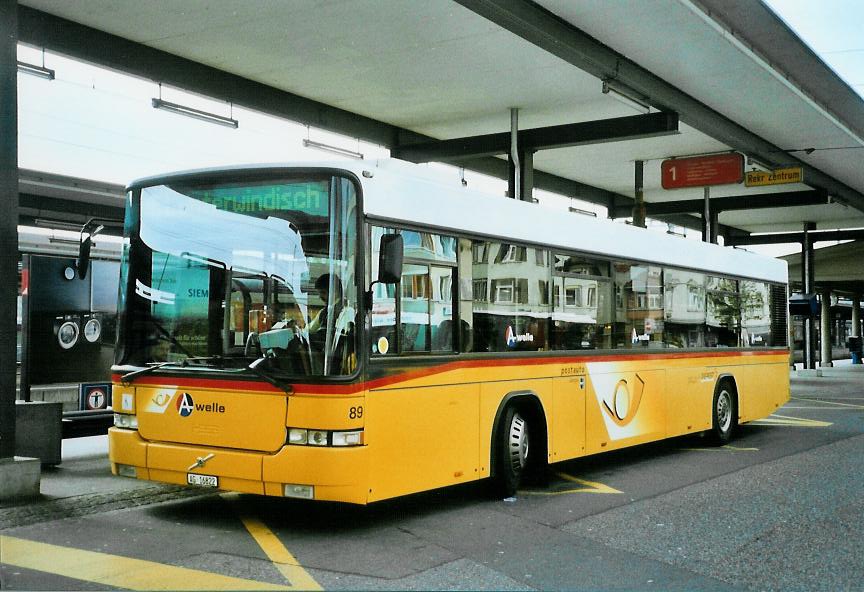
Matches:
[[490, 406, 530, 498], [708, 381, 737, 445]]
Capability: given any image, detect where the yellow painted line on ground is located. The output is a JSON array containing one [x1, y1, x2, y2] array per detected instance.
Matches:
[[223, 494, 322, 591], [783, 406, 857, 410], [791, 397, 864, 410], [682, 445, 759, 453], [521, 472, 622, 496], [751, 414, 833, 427], [0, 535, 290, 591]]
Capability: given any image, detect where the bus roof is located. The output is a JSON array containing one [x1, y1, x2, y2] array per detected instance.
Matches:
[[127, 159, 787, 284], [360, 159, 787, 285]]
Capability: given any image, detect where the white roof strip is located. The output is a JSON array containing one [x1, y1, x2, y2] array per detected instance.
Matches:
[[360, 160, 788, 284]]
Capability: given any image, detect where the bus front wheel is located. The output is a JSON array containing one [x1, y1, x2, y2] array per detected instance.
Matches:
[[490, 406, 530, 498], [708, 380, 737, 445]]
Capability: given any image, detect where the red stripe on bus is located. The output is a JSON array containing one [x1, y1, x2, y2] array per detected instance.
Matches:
[[113, 349, 788, 396]]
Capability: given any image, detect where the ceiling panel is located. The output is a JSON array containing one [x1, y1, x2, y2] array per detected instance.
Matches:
[[18, 0, 864, 235]]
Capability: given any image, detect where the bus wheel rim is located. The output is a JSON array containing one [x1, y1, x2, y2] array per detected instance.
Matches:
[[717, 390, 732, 432], [508, 412, 529, 472]]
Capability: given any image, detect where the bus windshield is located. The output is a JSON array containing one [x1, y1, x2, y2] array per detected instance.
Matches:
[[118, 174, 358, 377]]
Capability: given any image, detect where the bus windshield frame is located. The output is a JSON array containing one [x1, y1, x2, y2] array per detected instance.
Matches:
[[115, 170, 361, 381]]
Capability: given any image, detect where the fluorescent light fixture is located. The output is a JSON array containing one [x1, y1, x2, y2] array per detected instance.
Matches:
[[151, 98, 238, 129], [746, 155, 773, 172], [303, 138, 364, 159], [17, 61, 55, 80], [602, 80, 650, 114], [569, 206, 598, 217], [34, 219, 84, 232], [48, 236, 82, 247]]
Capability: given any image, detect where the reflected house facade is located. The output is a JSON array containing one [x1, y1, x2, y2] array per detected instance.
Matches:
[[470, 242, 550, 352], [370, 227, 787, 355]]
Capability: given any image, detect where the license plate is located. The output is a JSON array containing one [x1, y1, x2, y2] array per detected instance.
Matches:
[[187, 473, 218, 488]]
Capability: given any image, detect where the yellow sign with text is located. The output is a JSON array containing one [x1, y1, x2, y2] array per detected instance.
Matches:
[[745, 167, 803, 187]]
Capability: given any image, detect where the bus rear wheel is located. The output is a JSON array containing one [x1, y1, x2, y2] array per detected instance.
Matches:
[[708, 381, 737, 445], [490, 406, 530, 498]]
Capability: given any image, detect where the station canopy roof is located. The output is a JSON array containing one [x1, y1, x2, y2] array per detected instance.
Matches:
[[15, 0, 864, 238]]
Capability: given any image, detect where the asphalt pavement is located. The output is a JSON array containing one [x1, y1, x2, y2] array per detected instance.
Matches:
[[1, 362, 862, 591]]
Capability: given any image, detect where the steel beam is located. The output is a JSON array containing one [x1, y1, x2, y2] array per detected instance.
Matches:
[[19, 193, 124, 226], [454, 0, 864, 214], [0, 0, 18, 459], [610, 190, 829, 218], [394, 112, 678, 162], [726, 228, 864, 246], [18, 6, 731, 234]]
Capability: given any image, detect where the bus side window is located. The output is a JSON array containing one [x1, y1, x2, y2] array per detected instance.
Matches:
[[371, 226, 398, 355], [371, 225, 457, 356]]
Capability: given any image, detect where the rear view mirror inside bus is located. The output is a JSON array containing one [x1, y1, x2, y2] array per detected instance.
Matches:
[[377, 234, 403, 284]]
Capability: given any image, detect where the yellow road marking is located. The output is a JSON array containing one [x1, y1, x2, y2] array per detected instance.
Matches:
[[783, 406, 857, 410], [0, 535, 290, 591], [751, 414, 833, 427], [223, 494, 322, 591], [682, 445, 759, 452], [521, 471, 622, 496], [791, 397, 864, 410]]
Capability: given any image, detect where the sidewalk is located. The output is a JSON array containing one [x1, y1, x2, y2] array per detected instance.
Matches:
[[793, 357, 864, 377], [0, 435, 211, 530]]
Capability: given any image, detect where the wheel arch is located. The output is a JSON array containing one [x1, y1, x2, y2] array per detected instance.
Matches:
[[715, 373, 740, 413], [489, 390, 549, 478]]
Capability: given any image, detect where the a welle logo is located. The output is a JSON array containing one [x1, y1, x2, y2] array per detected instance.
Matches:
[[176, 392, 226, 417], [505, 325, 534, 349]]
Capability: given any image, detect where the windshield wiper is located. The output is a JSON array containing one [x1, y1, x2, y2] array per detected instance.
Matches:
[[121, 355, 244, 384], [120, 361, 178, 384], [246, 357, 293, 395]]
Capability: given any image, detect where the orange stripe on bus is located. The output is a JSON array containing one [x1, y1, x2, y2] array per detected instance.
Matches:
[[113, 349, 788, 396]]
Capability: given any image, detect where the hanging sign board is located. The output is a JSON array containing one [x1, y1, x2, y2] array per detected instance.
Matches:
[[745, 167, 803, 187], [661, 153, 744, 189]]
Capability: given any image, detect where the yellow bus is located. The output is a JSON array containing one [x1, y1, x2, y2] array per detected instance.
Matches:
[[107, 159, 790, 503]]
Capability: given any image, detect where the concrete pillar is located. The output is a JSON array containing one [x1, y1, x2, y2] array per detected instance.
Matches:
[[709, 210, 719, 245], [702, 187, 711, 243], [820, 288, 832, 367], [801, 222, 817, 369], [853, 292, 861, 337], [633, 160, 646, 228], [1, 0, 19, 459], [852, 292, 862, 365]]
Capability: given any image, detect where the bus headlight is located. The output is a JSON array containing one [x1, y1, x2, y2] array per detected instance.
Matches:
[[331, 430, 363, 446], [288, 428, 308, 444], [114, 413, 138, 429]]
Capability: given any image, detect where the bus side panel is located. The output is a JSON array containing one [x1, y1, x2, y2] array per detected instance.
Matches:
[[365, 380, 480, 503], [664, 367, 714, 437], [584, 367, 667, 455], [721, 361, 790, 423], [550, 375, 586, 463]]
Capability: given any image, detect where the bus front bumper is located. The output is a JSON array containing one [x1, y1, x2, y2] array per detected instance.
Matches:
[[108, 428, 369, 504]]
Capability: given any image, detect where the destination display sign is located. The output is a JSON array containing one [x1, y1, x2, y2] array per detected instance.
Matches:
[[661, 153, 744, 189], [745, 167, 804, 187]]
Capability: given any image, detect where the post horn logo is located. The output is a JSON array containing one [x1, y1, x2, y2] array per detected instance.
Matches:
[[602, 374, 645, 427]]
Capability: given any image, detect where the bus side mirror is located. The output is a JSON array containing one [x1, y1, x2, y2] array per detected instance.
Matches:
[[366, 234, 403, 310], [377, 234, 403, 284]]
